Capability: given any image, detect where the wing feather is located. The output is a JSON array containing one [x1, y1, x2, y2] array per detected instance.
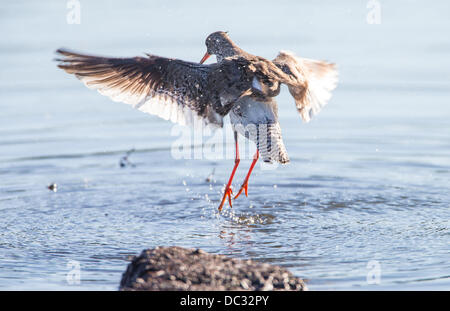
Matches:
[[56, 48, 223, 128]]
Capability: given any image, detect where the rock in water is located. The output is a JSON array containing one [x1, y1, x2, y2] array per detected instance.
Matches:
[[119, 246, 307, 291]]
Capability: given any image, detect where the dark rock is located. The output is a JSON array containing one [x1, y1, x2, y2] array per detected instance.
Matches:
[[119, 246, 307, 291]]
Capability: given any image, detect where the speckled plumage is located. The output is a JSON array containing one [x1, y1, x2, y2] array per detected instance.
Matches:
[[56, 49, 252, 129]]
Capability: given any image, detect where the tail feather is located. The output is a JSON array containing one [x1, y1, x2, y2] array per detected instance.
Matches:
[[230, 97, 289, 165], [234, 121, 289, 164], [256, 123, 289, 164]]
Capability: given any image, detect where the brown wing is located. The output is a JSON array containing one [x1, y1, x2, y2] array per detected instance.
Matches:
[[55, 49, 223, 127], [273, 51, 338, 122]]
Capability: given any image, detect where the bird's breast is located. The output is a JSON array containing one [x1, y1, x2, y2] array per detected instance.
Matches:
[[230, 97, 278, 127]]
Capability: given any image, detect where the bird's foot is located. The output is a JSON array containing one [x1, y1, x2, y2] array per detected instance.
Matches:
[[234, 182, 248, 200], [218, 186, 233, 212]]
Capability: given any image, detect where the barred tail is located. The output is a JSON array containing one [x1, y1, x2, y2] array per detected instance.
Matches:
[[242, 122, 289, 164]]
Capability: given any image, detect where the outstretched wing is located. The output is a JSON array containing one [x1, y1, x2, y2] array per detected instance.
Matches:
[[273, 51, 338, 122], [55, 49, 223, 127]]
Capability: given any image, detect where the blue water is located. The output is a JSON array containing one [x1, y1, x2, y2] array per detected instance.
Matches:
[[0, 0, 449, 290]]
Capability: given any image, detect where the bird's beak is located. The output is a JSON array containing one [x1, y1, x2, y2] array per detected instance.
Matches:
[[200, 52, 210, 64]]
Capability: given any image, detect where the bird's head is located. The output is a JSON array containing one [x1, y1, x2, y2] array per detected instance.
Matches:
[[200, 31, 237, 63]]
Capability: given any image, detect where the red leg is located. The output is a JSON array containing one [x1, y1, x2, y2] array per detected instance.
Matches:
[[218, 132, 240, 211], [234, 150, 259, 199]]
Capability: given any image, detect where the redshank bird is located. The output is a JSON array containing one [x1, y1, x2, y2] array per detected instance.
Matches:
[[55, 31, 337, 211], [200, 31, 338, 209]]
